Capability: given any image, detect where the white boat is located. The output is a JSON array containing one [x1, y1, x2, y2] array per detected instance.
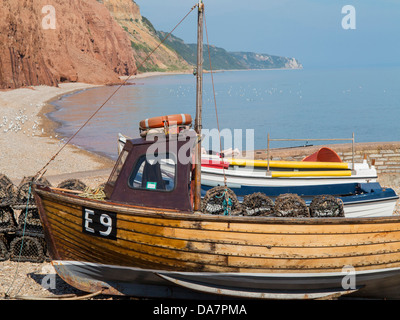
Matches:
[[119, 133, 397, 218]]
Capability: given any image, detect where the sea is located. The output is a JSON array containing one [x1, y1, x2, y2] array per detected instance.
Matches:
[[48, 66, 400, 160]]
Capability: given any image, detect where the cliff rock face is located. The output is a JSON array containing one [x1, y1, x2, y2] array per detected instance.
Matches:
[[0, 0, 137, 89], [101, 0, 190, 72], [228, 52, 303, 70]]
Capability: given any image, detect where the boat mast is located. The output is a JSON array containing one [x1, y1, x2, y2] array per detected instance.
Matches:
[[193, 0, 204, 211]]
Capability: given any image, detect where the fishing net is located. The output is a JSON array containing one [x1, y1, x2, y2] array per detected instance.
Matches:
[[0, 206, 17, 233], [9, 235, 46, 263], [201, 186, 242, 216], [274, 193, 309, 218], [242, 192, 275, 216], [309, 195, 345, 218]]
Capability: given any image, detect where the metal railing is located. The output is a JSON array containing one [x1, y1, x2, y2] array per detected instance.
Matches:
[[266, 133, 355, 173]]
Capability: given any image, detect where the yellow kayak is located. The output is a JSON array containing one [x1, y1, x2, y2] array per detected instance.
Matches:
[[226, 158, 349, 170]]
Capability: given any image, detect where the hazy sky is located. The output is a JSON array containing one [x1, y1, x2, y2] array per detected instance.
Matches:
[[134, 0, 400, 69]]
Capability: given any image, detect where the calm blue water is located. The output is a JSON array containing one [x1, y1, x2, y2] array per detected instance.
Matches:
[[49, 67, 400, 160]]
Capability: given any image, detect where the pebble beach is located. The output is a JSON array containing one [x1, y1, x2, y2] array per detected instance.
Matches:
[[0, 82, 117, 300]]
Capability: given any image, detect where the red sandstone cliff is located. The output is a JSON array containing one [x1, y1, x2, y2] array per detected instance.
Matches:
[[0, 0, 137, 89]]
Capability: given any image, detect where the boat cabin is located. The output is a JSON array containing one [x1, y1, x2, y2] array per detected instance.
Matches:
[[104, 128, 197, 212]]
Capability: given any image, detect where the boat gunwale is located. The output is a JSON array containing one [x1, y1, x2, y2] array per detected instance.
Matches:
[[34, 186, 400, 226]]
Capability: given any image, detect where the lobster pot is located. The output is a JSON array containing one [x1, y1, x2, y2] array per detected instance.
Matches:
[[0, 206, 16, 233], [17, 207, 43, 235], [15, 176, 51, 206], [0, 234, 9, 261], [9, 235, 46, 263], [274, 193, 310, 218], [201, 186, 242, 216], [0, 174, 15, 206], [242, 192, 275, 216]]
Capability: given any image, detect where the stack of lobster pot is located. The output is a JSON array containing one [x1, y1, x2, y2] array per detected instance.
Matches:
[[0, 174, 49, 263]]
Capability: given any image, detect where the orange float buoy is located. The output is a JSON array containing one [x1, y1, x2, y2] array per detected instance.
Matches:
[[139, 114, 192, 130]]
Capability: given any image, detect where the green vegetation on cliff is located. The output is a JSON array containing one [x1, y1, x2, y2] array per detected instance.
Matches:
[[157, 31, 302, 71]]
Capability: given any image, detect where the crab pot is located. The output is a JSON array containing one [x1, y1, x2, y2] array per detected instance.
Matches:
[[0, 206, 16, 233], [9, 235, 46, 263], [242, 192, 275, 216], [15, 176, 51, 206], [0, 174, 15, 206], [17, 208, 43, 235], [0, 234, 9, 261], [274, 193, 310, 218], [201, 186, 242, 216]]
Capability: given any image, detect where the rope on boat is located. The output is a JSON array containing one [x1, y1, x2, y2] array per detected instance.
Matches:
[[78, 186, 106, 201], [214, 188, 233, 215], [204, 12, 227, 188], [33, 3, 199, 181]]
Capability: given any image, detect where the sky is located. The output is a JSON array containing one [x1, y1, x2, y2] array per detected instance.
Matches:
[[134, 0, 400, 69]]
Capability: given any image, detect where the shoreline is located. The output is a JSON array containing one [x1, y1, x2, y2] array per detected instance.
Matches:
[[0, 82, 114, 187], [0, 70, 194, 187]]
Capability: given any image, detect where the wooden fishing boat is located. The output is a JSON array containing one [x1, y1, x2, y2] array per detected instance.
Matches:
[[33, 182, 400, 299], [33, 1, 400, 299]]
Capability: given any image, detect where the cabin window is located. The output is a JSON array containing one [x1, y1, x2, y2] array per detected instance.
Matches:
[[107, 149, 128, 187], [128, 153, 176, 192]]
